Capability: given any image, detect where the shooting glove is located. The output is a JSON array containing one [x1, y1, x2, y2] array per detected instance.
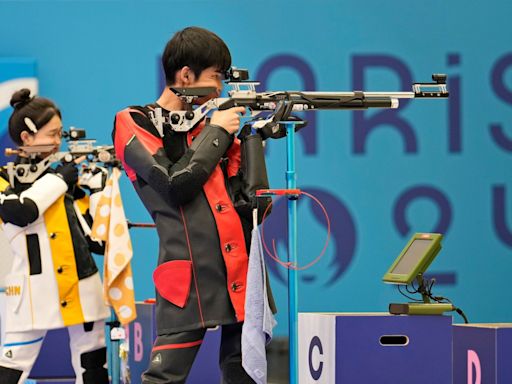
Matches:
[[55, 163, 79, 187], [232, 132, 271, 223]]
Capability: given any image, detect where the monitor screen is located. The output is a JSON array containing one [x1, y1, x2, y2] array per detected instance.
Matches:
[[390, 239, 433, 275], [382, 233, 443, 284]]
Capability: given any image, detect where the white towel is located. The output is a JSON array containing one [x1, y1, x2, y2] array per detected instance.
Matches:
[[242, 218, 277, 384]]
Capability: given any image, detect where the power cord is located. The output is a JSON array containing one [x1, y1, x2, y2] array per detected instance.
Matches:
[[396, 278, 469, 323]]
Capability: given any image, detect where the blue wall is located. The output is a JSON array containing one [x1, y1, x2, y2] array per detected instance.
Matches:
[[1, 0, 511, 336]]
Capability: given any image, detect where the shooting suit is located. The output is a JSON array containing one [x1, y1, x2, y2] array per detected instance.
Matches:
[[0, 159, 110, 384], [113, 104, 275, 384]]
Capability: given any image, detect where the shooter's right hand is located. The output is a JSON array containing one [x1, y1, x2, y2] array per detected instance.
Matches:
[[210, 107, 246, 135], [55, 163, 79, 186]]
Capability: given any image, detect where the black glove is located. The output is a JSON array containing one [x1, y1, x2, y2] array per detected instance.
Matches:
[[55, 163, 79, 186]]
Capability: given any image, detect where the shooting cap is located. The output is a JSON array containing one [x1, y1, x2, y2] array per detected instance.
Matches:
[[8, 88, 61, 145]]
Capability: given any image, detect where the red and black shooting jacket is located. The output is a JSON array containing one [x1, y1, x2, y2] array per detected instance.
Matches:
[[113, 105, 274, 334]]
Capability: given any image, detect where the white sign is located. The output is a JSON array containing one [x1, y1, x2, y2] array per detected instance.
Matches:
[[298, 313, 336, 383]]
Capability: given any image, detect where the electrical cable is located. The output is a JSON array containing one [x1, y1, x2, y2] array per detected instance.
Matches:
[[413, 276, 470, 324], [397, 285, 423, 302]]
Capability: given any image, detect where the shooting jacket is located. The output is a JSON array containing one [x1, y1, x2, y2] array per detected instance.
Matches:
[[0, 161, 109, 332], [113, 105, 274, 334]]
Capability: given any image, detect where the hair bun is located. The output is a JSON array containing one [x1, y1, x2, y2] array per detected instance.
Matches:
[[10, 88, 33, 109]]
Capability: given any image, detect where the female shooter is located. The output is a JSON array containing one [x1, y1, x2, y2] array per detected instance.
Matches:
[[0, 89, 109, 384]]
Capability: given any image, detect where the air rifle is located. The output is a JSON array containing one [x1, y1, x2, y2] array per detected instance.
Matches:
[[4, 127, 120, 186], [148, 68, 448, 138]]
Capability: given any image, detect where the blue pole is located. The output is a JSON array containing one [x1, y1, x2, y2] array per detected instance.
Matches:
[[109, 309, 121, 384], [285, 122, 298, 384]]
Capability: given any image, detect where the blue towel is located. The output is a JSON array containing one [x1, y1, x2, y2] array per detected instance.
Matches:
[[242, 227, 277, 383]]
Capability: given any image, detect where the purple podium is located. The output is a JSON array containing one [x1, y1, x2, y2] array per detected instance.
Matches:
[[298, 312, 453, 384], [453, 323, 512, 384]]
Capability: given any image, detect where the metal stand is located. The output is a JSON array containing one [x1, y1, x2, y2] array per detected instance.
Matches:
[[107, 221, 154, 384], [108, 309, 121, 384], [284, 121, 299, 384]]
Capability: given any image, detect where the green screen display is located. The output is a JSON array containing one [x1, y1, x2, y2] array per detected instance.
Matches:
[[390, 239, 433, 274], [382, 233, 443, 284]]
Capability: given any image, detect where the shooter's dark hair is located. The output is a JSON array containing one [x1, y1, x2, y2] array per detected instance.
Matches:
[[8, 88, 61, 145], [162, 26, 232, 86]]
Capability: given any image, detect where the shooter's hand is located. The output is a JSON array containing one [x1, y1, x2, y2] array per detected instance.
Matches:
[[55, 163, 79, 187], [211, 106, 246, 135]]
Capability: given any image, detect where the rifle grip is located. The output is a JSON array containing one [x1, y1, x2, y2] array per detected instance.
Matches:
[[218, 99, 237, 110]]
